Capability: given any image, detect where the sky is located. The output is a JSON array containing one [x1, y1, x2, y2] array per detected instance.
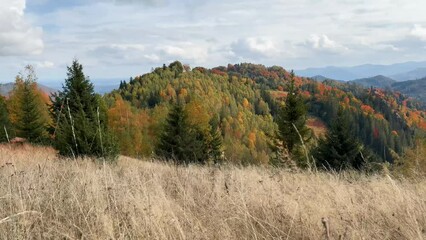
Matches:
[[2, 0, 426, 84]]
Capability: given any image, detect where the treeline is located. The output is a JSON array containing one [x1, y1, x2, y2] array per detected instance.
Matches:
[[0, 62, 117, 159], [1, 61, 425, 173]]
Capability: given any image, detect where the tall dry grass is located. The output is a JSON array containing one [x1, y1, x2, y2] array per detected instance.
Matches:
[[0, 144, 425, 239]]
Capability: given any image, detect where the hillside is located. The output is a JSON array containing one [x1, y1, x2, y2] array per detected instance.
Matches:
[[349, 75, 396, 88], [0, 82, 57, 97], [106, 62, 426, 164], [390, 67, 426, 81], [1, 144, 425, 239], [393, 77, 426, 103], [346, 76, 426, 105]]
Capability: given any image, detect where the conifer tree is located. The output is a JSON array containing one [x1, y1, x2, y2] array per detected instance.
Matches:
[[156, 103, 192, 163], [8, 65, 49, 143], [314, 107, 366, 171], [207, 115, 224, 164], [156, 103, 223, 164], [0, 96, 11, 142], [274, 71, 311, 166], [51, 60, 118, 159]]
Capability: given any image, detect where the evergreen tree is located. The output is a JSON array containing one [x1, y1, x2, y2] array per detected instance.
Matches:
[[0, 96, 11, 142], [207, 115, 224, 164], [314, 108, 366, 171], [8, 65, 49, 143], [156, 103, 223, 164], [274, 71, 311, 166], [51, 60, 118, 159], [156, 103, 192, 163]]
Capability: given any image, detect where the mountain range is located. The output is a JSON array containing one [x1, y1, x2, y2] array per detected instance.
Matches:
[[0, 82, 57, 97], [296, 61, 426, 81]]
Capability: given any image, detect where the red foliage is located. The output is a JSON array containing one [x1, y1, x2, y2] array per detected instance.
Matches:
[[373, 127, 379, 139], [211, 69, 227, 76]]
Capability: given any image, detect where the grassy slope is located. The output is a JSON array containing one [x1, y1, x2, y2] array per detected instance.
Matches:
[[0, 145, 425, 239]]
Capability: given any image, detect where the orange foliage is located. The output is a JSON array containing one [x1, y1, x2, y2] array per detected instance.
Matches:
[[374, 113, 385, 121], [361, 105, 375, 115], [248, 132, 256, 149], [242, 98, 250, 109]]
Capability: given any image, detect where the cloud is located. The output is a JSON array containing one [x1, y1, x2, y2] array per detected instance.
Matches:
[[410, 24, 426, 41], [305, 34, 348, 54], [158, 43, 208, 62], [0, 0, 43, 56], [230, 37, 278, 59]]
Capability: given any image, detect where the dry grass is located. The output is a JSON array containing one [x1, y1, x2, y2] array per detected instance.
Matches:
[[0, 144, 425, 240]]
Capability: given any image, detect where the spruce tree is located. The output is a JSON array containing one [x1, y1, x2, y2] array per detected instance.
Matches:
[[51, 60, 118, 159], [314, 107, 365, 171], [156, 103, 192, 163], [156, 103, 223, 164], [274, 71, 311, 166], [8, 65, 49, 143], [206, 115, 224, 164], [0, 96, 11, 142]]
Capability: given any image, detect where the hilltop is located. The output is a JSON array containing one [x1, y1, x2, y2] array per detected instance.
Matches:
[[349, 75, 396, 89], [105, 62, 426, 164]]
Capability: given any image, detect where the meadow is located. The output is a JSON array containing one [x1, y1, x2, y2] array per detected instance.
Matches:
[[0, 144, 425, 239]]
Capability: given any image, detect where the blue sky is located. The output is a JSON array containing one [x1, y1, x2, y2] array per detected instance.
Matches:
[[2, 0, 426, 84]]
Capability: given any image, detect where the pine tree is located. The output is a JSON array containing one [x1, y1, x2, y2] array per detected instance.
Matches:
[[51, 60, 118, 159], [0, 96, 11, 142], [274, 71, 311, 167], [8, 65, 49, 143], [314, 107, 365, 171]]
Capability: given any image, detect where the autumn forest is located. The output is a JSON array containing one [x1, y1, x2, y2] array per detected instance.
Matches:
[[0, 60, 425, 175]]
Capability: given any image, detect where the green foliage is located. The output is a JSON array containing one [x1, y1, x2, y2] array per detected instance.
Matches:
[[314, 108, 366, 171], [111, 62, 424, 166], [112, 63, 275, 164], [156, 103, 223, 164], [51, 60, 118, 159], [274, 71, 311, 167], [0, 96, 11, 142], [8, 65, 49, 143]]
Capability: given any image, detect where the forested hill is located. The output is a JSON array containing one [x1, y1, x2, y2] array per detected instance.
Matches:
[[106, 62, 426, 164]]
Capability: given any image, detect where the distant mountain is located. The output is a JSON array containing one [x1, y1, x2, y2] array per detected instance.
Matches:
[[349, 75, 396, 88], [296, 61, 426, 81], [0, 82, 57, 97], [390, 67, 426, 81], [392, 77, 426, 103], [310, 75, 340, 81], [39, 78, 120, 94], [296, 66, 358, 81]]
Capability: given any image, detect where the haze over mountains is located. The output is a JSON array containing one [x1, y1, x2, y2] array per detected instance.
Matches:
[[296, 61, 426, 81]]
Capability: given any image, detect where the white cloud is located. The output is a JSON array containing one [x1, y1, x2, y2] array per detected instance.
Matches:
[[3, 0, 426, 81], [231, 37, 278, 59], [306, 34, 348, 54], [158, 43, 208, 62], [0, 0, 43, 56], [410, 24, 426, 41]]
